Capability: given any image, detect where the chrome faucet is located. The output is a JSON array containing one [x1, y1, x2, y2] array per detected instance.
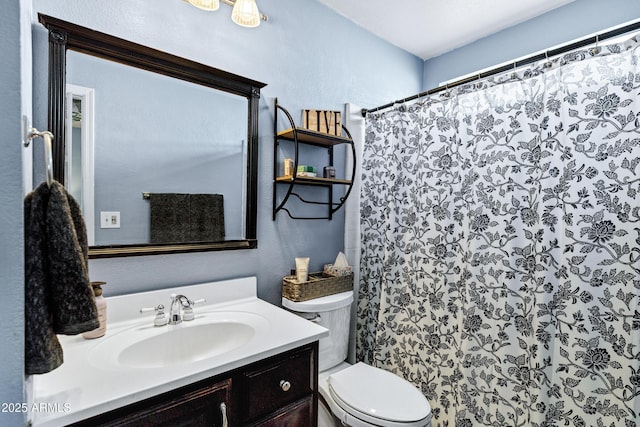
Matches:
[[168, 294, 206, 325], [169, 294, 191, 325]]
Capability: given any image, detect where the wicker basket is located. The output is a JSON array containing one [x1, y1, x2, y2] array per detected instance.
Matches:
[[282, 272, 353, 302]]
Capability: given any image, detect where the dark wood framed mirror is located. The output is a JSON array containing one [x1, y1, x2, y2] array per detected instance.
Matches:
[[39, 14, 265, 258]]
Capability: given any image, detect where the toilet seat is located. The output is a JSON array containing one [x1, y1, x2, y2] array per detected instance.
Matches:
[[326, 362, 431, 427]]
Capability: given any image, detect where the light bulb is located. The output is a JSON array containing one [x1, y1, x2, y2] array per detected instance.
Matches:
[[186, 0, 220, 11], [231, 0, 261, 28]]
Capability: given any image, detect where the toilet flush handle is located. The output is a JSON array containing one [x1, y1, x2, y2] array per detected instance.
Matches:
[[280, 380, 291, 392]]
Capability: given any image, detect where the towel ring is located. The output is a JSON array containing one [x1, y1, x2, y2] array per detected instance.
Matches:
[[25, 128, 54, 187]]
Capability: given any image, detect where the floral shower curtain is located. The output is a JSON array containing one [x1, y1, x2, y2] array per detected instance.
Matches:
[[357, 37, 640, 427]]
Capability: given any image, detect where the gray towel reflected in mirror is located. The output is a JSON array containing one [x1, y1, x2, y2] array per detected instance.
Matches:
[[149, 193, 225, 244]]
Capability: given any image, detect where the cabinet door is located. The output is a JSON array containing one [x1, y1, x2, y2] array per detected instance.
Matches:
[[81, 378, 232, 427]]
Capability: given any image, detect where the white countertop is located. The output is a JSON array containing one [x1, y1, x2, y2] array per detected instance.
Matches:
[[31, 277, 327, 426]]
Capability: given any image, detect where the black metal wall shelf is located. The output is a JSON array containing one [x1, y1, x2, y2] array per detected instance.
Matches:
[[273, 99, 356, 220]]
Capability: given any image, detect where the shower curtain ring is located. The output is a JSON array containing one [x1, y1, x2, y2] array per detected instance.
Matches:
[[590, 34, 601, 55], [544, 51, 553, 68], [443, 84, 451, 98], [475, 73, 482, 90]]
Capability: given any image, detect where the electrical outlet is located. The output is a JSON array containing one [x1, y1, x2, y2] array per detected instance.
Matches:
[[100, 211, 120, 229]]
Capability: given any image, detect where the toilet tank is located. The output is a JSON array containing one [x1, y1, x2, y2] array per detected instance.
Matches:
[[282, 291, 353, 371]]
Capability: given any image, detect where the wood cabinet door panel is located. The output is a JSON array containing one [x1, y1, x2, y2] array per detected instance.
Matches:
[[73, 379, 231, 427]]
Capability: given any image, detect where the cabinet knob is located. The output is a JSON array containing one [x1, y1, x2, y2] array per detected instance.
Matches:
[[279, 380, 291, 392]]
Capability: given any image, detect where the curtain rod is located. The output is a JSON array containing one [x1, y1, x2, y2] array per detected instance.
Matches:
[[361, 19, 640, 117]]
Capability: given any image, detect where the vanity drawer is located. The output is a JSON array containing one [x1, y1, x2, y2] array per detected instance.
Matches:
[[241, 346, 314, 422], [247, 396, 314, 427]]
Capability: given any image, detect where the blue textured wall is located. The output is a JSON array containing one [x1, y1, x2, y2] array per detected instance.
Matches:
[[423, 0, 640, 90], [1, 1, 28, 425]]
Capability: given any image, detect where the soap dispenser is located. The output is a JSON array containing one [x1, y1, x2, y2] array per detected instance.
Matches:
[[82, 281, 107, 339]]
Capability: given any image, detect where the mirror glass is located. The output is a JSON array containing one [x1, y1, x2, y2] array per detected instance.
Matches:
[[40, 14, 265, 257], [67, 52, 248, 246]]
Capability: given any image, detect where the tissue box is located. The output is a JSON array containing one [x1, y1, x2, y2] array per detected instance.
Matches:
[[323, 263, 353, 277], [282, 272, 353, 302]]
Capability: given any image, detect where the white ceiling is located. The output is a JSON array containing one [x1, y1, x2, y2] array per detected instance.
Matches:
[[317, 0, 576, 60]]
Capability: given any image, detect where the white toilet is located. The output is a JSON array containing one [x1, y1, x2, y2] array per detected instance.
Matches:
[[282, 291, 432, 427]]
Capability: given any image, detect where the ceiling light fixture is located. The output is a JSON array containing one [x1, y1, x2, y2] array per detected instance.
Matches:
[[184, 0, 267, 27], [186, 0, 219, 11]]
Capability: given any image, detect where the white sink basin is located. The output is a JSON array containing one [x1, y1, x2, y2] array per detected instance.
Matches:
[[118, 321, 255, 368], [89, 311, 270, 369]]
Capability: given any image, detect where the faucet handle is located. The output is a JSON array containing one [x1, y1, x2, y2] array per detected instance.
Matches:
[[183, 298, 206, 321], [140, 303, 164, 314], [140, 304, 168, 327]]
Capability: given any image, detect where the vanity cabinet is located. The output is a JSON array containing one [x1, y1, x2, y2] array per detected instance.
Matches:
[[70, 343, 318, 427], [273, 99, 356, 220]]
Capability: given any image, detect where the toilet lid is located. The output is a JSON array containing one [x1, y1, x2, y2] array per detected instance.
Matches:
[[328, 362, 431, 424]]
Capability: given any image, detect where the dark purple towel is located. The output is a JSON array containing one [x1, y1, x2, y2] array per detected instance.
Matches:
[[24, 181, 99, 375], [24, 183, 63, 374], [46, 182, 98, 335]]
